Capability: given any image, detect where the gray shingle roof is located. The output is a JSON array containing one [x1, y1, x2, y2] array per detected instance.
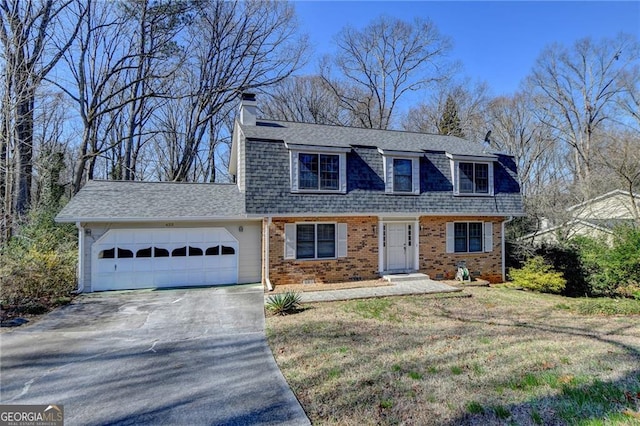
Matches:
[[241, 120, 498, 157], [56, 180, 245, 222]]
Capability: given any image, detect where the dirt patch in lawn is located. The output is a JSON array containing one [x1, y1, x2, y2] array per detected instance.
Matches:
[[266, 287, 640, 425]]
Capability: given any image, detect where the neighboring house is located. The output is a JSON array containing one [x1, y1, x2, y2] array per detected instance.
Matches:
[[56, 93, 524, 292], [522, 189, 639, 245]]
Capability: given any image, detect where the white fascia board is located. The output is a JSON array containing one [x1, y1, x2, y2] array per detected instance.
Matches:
[[377, 148, 424, 157], [446, 152, 497, 161], [57, 216, 262, 224], [284, 142, 351, 153]]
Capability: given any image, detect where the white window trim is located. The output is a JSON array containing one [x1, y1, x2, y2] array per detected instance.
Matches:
[[284, 222, 348, 260], [449, 159, 494, 196], [290, 149, 347, 194], [379, 149, 421, 195], [445, 221, 494, 253]]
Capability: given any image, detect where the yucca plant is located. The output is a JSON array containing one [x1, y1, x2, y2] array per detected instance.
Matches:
[[266, 291, 302, 315]]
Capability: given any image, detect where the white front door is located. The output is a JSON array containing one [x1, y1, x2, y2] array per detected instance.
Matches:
[[385, 223, 411, 271]]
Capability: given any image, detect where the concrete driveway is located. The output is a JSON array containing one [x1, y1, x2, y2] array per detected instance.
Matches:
[[0, 284, 309, 425]]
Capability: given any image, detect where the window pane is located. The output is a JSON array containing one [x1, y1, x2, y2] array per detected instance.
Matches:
[[319, 155, 339, 190], [154, 247, 169, 257], [205, 246, 219, 256], [189, 246, 203, 256], [454, 223, 467, 252], [393, 158, 413, 192], [317, 224, 336, 258], [221, 246, 235, 255], [459, 163, 474, 193], [172, 246, 187, 257], [118, 248, 133, 258], [468, 223, 483, 252], [296, 224, 315, 259], [299, 153, 318, 189], [99, 248, 115, 259], [137, 247, 152, 258], [475, 164, 489, 193]]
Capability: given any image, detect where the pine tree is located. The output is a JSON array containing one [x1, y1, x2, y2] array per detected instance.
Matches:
[[437, 95, 465, 137]]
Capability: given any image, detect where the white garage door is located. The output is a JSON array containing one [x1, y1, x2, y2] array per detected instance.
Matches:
[[91, 228, 239, 291]]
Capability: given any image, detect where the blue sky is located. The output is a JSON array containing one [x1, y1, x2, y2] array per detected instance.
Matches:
[[293, 1, 640, 98]]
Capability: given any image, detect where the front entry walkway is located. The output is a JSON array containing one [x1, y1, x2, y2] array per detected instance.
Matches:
[[268, 276, 462, 303]]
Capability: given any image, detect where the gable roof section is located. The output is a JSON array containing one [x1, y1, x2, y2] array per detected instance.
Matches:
[[56, 180, 246, 223], [241, 119, 500, 157]]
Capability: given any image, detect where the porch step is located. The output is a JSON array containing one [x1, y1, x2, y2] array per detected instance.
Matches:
[[382, 273, 430, 282]]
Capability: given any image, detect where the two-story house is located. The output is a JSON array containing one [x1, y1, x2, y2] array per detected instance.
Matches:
[[57, 93, 524, 292]]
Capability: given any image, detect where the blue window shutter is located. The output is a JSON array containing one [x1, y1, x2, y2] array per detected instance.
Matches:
[[337, 223, 348, 257], [484, 222, 493, 252], [446, 222, 455, 253], [284, 223, 296, 259]]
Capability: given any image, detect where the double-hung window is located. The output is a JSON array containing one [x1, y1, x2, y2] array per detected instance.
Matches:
[[393, 159, 413, 192], [296, 223, 336, 259], [454, 222, 483, 252], [459, 162, 489, 194], [299, 153, 340, 190], [289, 146, 348, 193], [284, 222, 348, 260], [446, 222, 493, 253], [447, 153, 494, 196], [379, 149, 421, 195]]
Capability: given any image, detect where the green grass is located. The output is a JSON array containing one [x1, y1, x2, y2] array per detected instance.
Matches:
[[267, 286, 640, 425], [343, 298, 398, 321]]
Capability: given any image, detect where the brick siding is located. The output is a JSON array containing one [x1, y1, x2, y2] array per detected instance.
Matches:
[[267, 215, 505, 286]]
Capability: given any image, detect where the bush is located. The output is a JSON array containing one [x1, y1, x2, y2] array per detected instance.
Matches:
[[0, 208, 77, 320], [574, 226, 640, 297], [509, 256, 567, 294], [266, 291, 302, 315]]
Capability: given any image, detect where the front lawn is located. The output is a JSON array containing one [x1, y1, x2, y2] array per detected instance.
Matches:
[[266, 287, 640, 425]]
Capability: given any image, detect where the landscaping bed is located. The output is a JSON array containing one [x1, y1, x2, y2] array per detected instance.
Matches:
[[266, 286, 640, 425]]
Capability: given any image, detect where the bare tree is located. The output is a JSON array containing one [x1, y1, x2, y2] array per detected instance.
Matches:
[[0, 0, 84, 242], [155, 0, 308, 182], [403, 80, 489, 142], [528, 34, 640, 186], [261, 75, 348, 125], [322, 16, 452, 130]]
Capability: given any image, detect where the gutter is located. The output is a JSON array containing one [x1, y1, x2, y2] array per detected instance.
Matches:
[[264, 216, 273, 291], [501, 216, 514, 282]]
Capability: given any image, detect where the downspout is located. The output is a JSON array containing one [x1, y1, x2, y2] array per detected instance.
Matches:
[[76, 222, 85, 293], [264, 216, 273, 291], [501, 216, 514, 282]]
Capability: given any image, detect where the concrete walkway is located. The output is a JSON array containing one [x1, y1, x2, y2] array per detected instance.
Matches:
[[267, 278, 462, 303]]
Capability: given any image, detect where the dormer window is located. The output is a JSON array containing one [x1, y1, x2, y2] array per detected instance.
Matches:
[[289, 144, 349, 193], [379, 148, 421, 195], [299, 153, 339, 190], [459, 162, 489, 194], [447, 153, 495, 196]]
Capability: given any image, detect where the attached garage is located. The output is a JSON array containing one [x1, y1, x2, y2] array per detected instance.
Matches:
[[55, 181, 261, 293], [92, 227, 239, 291]]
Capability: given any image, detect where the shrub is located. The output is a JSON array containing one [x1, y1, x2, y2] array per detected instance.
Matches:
[[574, 226, 640, 297], [265, 291, 302, 315], [509, 256, 566, 294], [0, 207, 77, 320]]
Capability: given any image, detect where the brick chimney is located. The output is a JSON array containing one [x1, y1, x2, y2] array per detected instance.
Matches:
[[239, 92, 257, 126]]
